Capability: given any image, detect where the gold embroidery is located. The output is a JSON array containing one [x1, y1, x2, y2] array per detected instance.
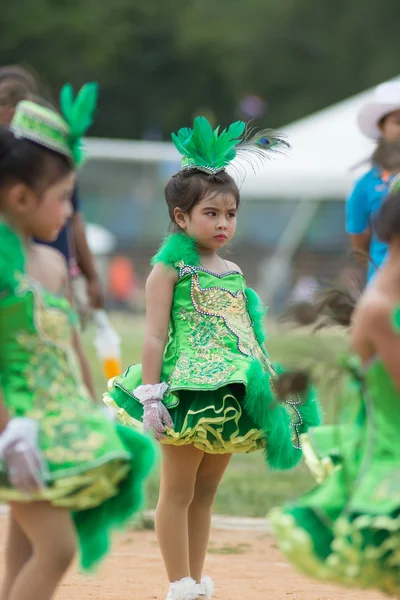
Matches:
[[16, 275, 72, 348], [185, 271, 303, 449], [190, 272, 270, 370], [10, 277, 106, 465], [171, 350, 237, 387]]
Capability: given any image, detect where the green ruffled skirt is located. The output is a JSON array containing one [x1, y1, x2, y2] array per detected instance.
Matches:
[[0, 402, 156, 571], [270, 426, 400, 596], [105, 383, 266, 454]]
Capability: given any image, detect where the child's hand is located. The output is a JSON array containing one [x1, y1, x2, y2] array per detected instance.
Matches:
[[142, 399, 174, 440], [134, 383, 173, 440], [0, 418, 45, 493]]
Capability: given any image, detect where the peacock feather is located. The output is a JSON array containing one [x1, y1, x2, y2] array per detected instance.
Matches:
[[171, 116, 289, 174], [235, 124, 290, 172], [60, 82, 98, 166]]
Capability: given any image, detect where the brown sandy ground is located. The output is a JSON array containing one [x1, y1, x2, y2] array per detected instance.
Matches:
[[27, 526, 385, 600]]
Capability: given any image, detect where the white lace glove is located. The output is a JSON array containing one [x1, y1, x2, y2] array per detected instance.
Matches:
[[135, 383, 173, 440], [0, 418, 45, 494]]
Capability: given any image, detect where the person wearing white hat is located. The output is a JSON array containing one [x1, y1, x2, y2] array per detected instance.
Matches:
[[346, 80, 400, 281]]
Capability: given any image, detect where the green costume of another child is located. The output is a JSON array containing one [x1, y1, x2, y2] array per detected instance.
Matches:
[[105, 232, 321, 470], [270, 317, 400, 595], [0, 222, 155, 570]]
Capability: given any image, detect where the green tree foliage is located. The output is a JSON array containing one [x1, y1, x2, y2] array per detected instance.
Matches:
[[0, 0, 398, 138]]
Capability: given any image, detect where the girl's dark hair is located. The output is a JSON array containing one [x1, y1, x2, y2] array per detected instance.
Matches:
[[0, 126, 72, 194], [164, 168, 240, 231], [375, 191, 400, 243], [0, 65, 39, 108]]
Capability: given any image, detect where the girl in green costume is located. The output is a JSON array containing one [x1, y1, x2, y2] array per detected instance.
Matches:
[[270, 177, 400, 596], [0, 87, 155, 600], [104, 117, 321, 600]]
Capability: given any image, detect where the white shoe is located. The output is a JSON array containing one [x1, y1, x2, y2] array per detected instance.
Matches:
[[166, 577, 200, 600], [199, 576, 214, 599]]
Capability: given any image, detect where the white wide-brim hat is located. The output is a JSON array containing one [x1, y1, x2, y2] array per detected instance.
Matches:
[[358, 81, 400, 140]]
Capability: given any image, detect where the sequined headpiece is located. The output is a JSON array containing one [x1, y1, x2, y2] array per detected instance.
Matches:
[[11, 82, 98, 167]]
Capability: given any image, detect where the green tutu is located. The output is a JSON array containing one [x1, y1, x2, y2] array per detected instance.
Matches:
[[106, 383, 265, 454], [270, 353, 400, 596]]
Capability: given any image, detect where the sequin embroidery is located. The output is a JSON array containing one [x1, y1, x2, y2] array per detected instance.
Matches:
[[175, 265, 303, 449]]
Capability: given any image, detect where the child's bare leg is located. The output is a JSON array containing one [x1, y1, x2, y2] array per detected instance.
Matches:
[[155, 444, 204, 582], [1, 512, 32, 600], [7, 501, 76, 600], [188, 453, 232, 583]]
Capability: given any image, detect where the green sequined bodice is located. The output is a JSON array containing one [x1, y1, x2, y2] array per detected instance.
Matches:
[[161, 262, 272, 394], [0, 273, 88, 417]]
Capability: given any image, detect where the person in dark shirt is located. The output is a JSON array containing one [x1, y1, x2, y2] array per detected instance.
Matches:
[[0, 65, 104, 308]]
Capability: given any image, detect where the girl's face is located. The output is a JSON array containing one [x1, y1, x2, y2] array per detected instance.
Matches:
[[380, 110, 400, 142], [6, 171, 76, 241], [174, 191, 237, 251]]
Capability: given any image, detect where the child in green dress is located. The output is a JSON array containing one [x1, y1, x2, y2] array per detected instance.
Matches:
[[0, 87, 155, 600], [105, 117, 321, 600], [270, 177, 400, 596]]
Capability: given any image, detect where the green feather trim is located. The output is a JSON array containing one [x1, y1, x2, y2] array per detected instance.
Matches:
[[72, 425, 156, 571], [151, 233, 200, 269], [297, 384, 322, 433], [272, 361, 322, 449], [244, 361, 300, 470], [60, 82, 98, 166], [245, 287, 268, 346], [244, 360, 322, 471], [0, 222, 26, 293]]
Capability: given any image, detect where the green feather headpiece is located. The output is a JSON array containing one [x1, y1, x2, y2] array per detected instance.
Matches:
[[60, 82, 98, 166], [11, 82, 98, 168], [171, 116, 289, 175]]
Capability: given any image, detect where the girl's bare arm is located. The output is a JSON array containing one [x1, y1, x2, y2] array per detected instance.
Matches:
[[142, 263, 177, 385], [362, 299, 400, 393]]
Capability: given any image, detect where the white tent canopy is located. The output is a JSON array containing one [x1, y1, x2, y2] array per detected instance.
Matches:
[[237, 82, 399, 200], [85, 76, 399, 201]]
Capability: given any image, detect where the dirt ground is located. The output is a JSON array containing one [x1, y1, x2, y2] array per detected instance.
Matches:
[[0, 519, 386, 600]]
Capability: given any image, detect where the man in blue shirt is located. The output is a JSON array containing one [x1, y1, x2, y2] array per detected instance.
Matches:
[[346, 167, 390, 281], [347, 81, 400, 282]]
